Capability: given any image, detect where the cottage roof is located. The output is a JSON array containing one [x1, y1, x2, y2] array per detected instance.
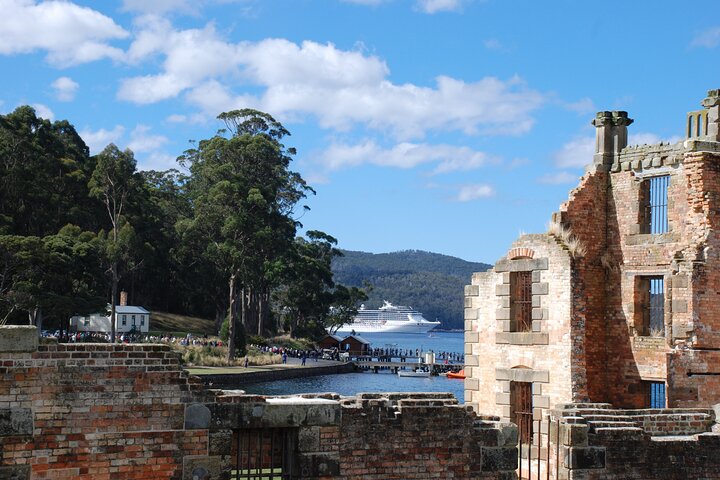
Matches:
[[342, 335, 370, 344], [115, 306, 150, 315]]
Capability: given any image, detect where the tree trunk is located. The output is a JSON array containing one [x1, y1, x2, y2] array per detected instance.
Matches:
[[111, 263, 118, 343], [257, 291, 264, 336], [227, 273, 237, 361]]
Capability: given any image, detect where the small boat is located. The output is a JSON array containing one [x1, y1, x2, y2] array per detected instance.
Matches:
[[447, 369, 465, 380], [398, 369, 431, 378]]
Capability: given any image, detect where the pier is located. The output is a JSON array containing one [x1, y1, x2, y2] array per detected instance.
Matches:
[[351, 355, 464, 375]]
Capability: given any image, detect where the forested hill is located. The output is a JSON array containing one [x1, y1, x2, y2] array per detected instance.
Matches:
[[331, 250, 491, 330]]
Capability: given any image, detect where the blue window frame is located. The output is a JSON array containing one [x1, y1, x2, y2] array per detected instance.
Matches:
[[649, 381, 666, 408], [641, 175, 669, 234]]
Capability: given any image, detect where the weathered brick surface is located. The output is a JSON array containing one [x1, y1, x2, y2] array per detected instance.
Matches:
[[466, 91, 720, 417], [0, 341, 210, 479]]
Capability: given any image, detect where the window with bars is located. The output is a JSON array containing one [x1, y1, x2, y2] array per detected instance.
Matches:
[[639, 175, 669, 234], [510, 271, 532, 332], [232, 428, 297, 480], [510, 381, 533, 444], [637, 276, 664, 337]]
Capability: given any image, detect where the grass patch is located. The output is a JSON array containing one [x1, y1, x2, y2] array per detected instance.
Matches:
[[174, 344, 281, 368], [150, 311, 216, 336]]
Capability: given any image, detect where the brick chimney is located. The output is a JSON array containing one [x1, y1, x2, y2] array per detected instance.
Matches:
[[592, 110, 633, 170], [120, 291, 128, 307]]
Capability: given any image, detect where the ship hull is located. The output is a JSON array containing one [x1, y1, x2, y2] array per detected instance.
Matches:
[[335, 320, 439, 334]]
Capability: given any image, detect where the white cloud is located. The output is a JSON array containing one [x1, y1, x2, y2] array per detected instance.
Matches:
[[127, 125, 169, 153], [537, 171, 578, 185], [483, 38, 503, 51], [316, 140, 491, 174], [51, 76, 79, 101], [552, 136, 595, 169], [455, 184, 494, 202], [692, 27, 720, 48], [79, 125, 125, 154], [0, 0, 128, 66], [563, 97, 596, 115], [136, 151, 178, 171], [121, 0, 197, 15], [119, 24, 545, 139], [415, 0, 465, 13], [31, 103, 53, 120]]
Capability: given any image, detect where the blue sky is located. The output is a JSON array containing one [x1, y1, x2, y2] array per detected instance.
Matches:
[[1, 0, 719, 263]]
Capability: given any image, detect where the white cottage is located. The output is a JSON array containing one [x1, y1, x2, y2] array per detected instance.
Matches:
[[70, 300, 151, 334]]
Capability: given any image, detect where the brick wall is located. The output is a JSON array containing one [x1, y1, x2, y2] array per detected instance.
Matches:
[[0, 337, 211, 479], [0, 327, 519, 479]]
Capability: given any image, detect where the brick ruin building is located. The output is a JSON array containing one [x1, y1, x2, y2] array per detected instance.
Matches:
[[465, 89, 720, 423]]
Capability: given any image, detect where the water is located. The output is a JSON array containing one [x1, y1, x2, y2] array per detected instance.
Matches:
[[244, 331, 466, 402]]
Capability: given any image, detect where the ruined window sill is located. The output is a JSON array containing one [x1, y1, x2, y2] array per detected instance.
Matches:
[[495, 332, 549, 345], [632, 336, 668, 349], [625, 233, 680, 245]]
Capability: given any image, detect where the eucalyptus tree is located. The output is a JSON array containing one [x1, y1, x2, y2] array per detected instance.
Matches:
[[179, 109, 311, 359], [89, 144, 140, 342]]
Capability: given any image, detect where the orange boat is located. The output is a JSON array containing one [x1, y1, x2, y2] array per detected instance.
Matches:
[[446, 369, 465, 379]]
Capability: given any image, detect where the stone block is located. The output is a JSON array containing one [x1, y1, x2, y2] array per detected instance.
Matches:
[[495, 284, 510, 296], [532, 383, 542, 395], [481, 446, 517, 471], [502, 272, 511, 284], [298, 426, 320, 452], [0, 326, 38, 353], [512, 368, 535, 383], [672, 299, 688, 313], [466, 331, 479, 343], [533, 395, 550, 409], [495, 308, 510, 320], [465, 355, 479, 366], [532, 295, 541, 307], [532, 308, 545, 320], [532, 282, 549, 295], [184, 403, 211, 430], [465, 284, 480, 296], [500, 296, 511, 308], [562, 424, 588, 446], [495, 368, 511, 381], [182, 455, 223, 480], [499, 422, 518, 446], [464, 296, 473, 308], [496, 332, 549, 345], [532, 370, 550, 383], [652, 156, 662, 167], [498, 320, 510, 332], [672, 275, 689, 288], [500, 380, 510, 393], [208, 429, 232, 456], [495, 393, 510, 405], [532, 270, 541, 283], [566, 447, 605, 469], [0, 408, 33, 437], [465, 308, 478, 320], [299, 453, 341, 477], [0, 466, 30, 480], [466, 378, 479, 390], [532, 321, 542, 332]]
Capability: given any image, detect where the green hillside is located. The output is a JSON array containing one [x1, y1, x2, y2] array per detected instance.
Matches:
[[332, 250, 491, 330]]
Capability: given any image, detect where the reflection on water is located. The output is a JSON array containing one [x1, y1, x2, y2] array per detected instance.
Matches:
[[243, 371, 465, 402], [243, 331, 465, 402]]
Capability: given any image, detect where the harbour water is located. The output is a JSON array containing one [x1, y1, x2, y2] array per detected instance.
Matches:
[[244, 331, 466, 402]]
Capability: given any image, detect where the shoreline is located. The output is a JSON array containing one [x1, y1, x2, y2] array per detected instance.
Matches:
[[187, 360, 357, 388]]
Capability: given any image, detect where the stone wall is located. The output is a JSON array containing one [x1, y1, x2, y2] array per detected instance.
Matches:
[[550, 403, 720, 480]]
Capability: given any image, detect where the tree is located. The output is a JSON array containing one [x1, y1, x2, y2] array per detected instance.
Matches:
[[89, 144, 139, 342], [179, 109, 311, 360]]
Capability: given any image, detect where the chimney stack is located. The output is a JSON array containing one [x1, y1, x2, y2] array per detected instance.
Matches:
[[592, 111, 633, 170], [120, 291, 128, 307], [701, 89, 720, 141]]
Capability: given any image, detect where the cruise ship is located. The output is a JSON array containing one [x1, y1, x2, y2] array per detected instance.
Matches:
[[335, 301, 441, 334]]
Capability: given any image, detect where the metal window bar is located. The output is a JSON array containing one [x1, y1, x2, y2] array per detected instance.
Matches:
[[511, 272, 533, 332], [650, 382, 666, 409], [648, 277, 664, 336], [516, 413, 560, 479], [645, 175, 669, 234], [233, 428, 296, 480]]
